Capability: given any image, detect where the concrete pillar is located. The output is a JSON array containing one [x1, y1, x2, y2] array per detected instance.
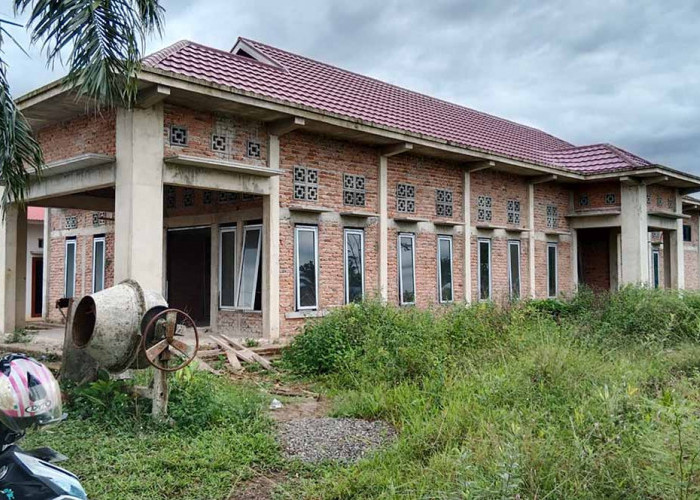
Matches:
[[620, 183, 649, 285], [209, 224, 219, 334], [114, 105, 164, 292], [674, 191, 685, 289], [463, 170, 472, 303], [571, 228, 578, 291], [609, 230, 619, 291], [528, 183, 536, 298], [42, 208, 50, 319], [262, 135, 281, 340], [0, 203, 27, 333], [378, 155, 388, 300], [663, 231, 673, 289]]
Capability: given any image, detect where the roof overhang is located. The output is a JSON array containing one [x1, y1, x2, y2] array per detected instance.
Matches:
[[16, 67, 700, 192]]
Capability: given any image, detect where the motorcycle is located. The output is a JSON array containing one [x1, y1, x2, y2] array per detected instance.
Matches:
[[0, 354, 87, 499]]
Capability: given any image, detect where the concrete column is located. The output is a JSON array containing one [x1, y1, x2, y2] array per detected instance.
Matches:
[[262, 135, 281, 340], [378, 155, 388, 300], [0, 203, 27, 333], [571, 228, 578, 291], [528, 183, 536, 298], [114, 105, 165, 293], [210, 224, 219, 334], [663, 231, 673, 289], [674, 191, 685, 289], [620, 182, 649, 285], [42, 208, 50, 319], [463, 170, 472, 303], [609, 230, 620, 291]]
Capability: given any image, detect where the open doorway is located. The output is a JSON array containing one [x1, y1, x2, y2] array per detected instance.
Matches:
[[30, 256, 43, 318], [166, 227, 211, 326]]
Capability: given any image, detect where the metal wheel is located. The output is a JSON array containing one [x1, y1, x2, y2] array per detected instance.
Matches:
[[140, 308, 199, 372]]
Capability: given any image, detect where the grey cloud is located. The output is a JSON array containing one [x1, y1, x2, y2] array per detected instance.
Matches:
[[5, 1, 700, 173]]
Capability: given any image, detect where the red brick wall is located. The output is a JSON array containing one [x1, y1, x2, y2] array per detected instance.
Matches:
[[47, 209, 115, 322], [37, 111, 116, 163], [163, 104, 268, 166], [573, 182, 621, 212], [684, 213, 698, 290], [388, 155, 463, 221], [647, 185, 677, 214], [470, 170, 527, 228]]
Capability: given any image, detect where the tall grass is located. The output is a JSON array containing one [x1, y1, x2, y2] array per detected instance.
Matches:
[[283, 287, 700, 498]]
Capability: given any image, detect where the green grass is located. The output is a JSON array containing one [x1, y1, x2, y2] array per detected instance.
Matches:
[[22, 369, 281, 500], [19, 287, 700, 499], [282, 288, 700, 499]]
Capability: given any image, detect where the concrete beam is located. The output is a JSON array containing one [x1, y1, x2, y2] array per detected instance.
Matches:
[[531, 174, 557, 185], [137, 84, 170, 108], [268, 116, 305, 136], [163, 164, 272, 195], [30, 194, 114, 212], [467, 160, 495, 173], [25, 163, 115, 202], [642, 175, 669, 186], [381, 142, 413, 157]]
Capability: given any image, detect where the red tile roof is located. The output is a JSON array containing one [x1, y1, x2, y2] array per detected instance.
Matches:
[[143, 38, 654, 175]]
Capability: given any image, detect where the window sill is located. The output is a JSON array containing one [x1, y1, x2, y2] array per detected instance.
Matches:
[[289, 205, 333, 214], [285, 310, 328, 320], [219, 307, 262, 314], [394, 216, 430, 223], [340, 210, 380, 218], [434, 219, 464, 226]]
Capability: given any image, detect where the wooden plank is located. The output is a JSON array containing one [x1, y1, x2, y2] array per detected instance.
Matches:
[[210, 336, 243, 372], [220, 335, 274, 371], [193, 357, 220, 375]]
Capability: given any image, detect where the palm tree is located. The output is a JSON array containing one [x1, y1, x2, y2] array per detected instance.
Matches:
[[0, 0, 164, 207]]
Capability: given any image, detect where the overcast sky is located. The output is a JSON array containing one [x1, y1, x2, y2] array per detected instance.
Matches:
[[3, 1, 700, 173]]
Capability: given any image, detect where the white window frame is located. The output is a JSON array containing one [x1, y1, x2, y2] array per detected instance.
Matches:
[[236, 224, 263, 310], [92, 236, 106, 294], [437, 235, 453, 303], [294, 225, 319, 311], [398, 233, 416, 305], [477, 238, 492, 301], [652, 247, 661, 289], [344, 228, 365, 304], [547, 242, 558, 298], [218, 226, 237, 309], [64, 238, 76, 298], [508, 240, 521, 300]]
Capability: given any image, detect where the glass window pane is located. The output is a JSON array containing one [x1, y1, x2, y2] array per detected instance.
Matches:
[[220, 230, 236, 307], [399, 235, 415, 304], [297, 228, 317, 309], [346, 231, 363, 303], [548, 245, 557, 297], [479, 240, 490, 300], [438, 237, 452, 302], [237, 227, 261, 309], [93, 239, 105, 293], [65, 241, 75, 298], [509, 242, 520, 299]]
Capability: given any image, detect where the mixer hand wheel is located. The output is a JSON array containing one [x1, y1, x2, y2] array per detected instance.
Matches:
[[141, 309, 199, 372]]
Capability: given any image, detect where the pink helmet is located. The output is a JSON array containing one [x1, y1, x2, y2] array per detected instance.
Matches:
[[0, 354, 63, 433]]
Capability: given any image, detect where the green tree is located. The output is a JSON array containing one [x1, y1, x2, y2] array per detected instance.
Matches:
[[0, 0, 164, 207]]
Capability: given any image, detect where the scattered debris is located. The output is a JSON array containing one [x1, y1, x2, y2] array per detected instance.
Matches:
[[269, 398, 283, 410], [208, 336, 275, 372], [277, 417, 397, 463], [268, 386, 319, 399]]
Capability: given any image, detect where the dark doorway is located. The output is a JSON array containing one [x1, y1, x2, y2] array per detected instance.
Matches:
[[578, 228, 611, 291], [31, 256, 43, 318], [167, 227, 211, 326]]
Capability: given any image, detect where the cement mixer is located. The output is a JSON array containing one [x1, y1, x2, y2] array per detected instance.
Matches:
[[70, 280, 199, 373]]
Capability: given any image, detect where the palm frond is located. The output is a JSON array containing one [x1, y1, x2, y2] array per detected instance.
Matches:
[[14, 0, 164, 109], [0, 22, 43, 207]]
